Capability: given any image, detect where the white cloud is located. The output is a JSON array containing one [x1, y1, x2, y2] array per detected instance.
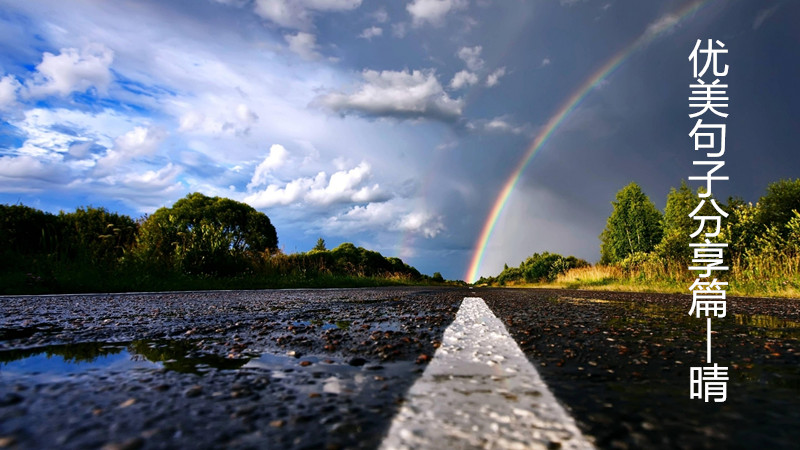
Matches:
[[486, 66, 506, 87], [484, 117, 514, 132], [396, 210, 444, 237], [84, 163, 185, 212], [316, 69, 464, 121], [391, 22, 408, 38], [25, 44, 114, 98], [114, 163, 183, 193], [95, 126, 166, 174], [11, 107, 140, 161], [285, 32, 321, 60], [541, 58, 551, 67], [236, 104, 259, 123], [306, 162, 381, 204], [178, 102, 260, 136], [329, 200, 444, 238], [359, 26, 383, 40], [245, 161, 387, 208], [0, 75, 21, 110], [457, 46, 484, 71], [644, 14, 679, 39], [248, 144, 290, 189], [449, 70, 478, 90], [407, 0, 467, 26], [467, 116, 526, 135], [0, 155, 70, 190], [253, 0, 363, 29], [372, 8, 389, 23]]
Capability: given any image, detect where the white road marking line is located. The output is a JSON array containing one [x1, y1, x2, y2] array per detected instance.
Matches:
[[380, 297, 595, 450]]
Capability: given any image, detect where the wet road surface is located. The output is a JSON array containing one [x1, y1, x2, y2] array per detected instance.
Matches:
[[481, 288, 800, 449], [2, 287, 799, 449]]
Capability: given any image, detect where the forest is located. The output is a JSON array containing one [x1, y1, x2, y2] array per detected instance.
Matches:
[[0, 192, 439, 294]]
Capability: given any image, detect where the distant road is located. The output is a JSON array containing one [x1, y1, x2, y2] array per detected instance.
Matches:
[[1, 287, 799, 449]]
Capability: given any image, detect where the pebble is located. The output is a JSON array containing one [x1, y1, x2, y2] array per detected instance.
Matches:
[[184, 385, 203, 398], [100, 437, 144, 450], [348, 357, 367, 366]]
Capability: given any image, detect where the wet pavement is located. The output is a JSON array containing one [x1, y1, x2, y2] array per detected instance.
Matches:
[[0, 288, 465, 449], [1, 287, 799, 449], [480, 288, 800, 449]]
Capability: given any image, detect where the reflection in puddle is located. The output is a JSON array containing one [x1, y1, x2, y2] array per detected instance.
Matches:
[[561, 297, 623, 305], [734, 314, 800, 339], [0, 344, 159, 376], [572, 296, 800, 393], [292, 320, 352, 330], [0, 340, 418, 387], [0, 340, 250, 377]]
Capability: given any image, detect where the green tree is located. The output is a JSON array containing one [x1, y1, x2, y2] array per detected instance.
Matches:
[[313, 237, 327, 251], [656, 182, 726, 264], [58, 207, 137, 266], [432, 272, 444, 282], [133, 193, 278, 275], [600, 182, 663, 263], [0, 204, 60, 256], [755, 178, 800, 234], [723, 197, 758, 260], [491, 252, 588, 285]]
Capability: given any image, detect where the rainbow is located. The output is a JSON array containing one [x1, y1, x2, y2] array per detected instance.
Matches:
[[465, 0, 711, 283]]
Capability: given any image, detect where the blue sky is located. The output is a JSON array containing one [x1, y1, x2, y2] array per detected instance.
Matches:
[[0, 0, 797, 281]]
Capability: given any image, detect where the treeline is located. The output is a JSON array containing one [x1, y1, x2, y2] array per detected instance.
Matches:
[[483, 178, 800, 296], [0, 193, 435, 294], [598, 179, 800, 288], [477, 252, 590, 286]]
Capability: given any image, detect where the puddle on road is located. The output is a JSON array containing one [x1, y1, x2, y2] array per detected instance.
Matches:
[[0, 339, 418, 384], [291, 320, 351, 331], [600, 299, 800, 340], [0, 340, 251, 377], [0, 343, 159, 376], [577, 297, 800, 393]]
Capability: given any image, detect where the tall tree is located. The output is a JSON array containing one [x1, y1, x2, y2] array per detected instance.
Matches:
[[134, 193, 277, 275], [59, 207, 137, 266], [755, 178, 800, 234], [657, 182, 725, 263], [600, 182, 663, 263]]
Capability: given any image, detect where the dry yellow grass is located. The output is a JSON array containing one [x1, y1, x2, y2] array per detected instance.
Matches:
[[554, 265, 622, 284], [500, 263, 800, 298]]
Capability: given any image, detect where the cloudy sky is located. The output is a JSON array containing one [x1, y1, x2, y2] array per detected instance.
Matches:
[[0, 0, 797, 281]]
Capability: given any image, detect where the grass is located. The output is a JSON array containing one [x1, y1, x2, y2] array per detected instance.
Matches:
[[498, 264, 800, 299], [0, 259, 447, 296]]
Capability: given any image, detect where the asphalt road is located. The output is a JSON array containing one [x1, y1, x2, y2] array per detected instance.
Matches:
[[1, 287, 799, 449]]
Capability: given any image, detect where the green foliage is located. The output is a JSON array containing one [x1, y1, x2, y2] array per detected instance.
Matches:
[[432, 272, 444, 282], [655, 182, 727, 264], [312, 242, 422, 279], [58, 207, 137, 267], [313, 237, 327, 251], [722, 198, 758, 260], [0, 204, 60, 256], [133, 193, 278, 275], [755, 178, 800, 234], [486, 252, 589, 285], [659, 182, 695, 257], [600, 182, 663, 263], [1, 196, 435, 294]]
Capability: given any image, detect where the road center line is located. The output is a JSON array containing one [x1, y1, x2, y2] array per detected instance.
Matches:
[[380, 297, 594, 450]]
